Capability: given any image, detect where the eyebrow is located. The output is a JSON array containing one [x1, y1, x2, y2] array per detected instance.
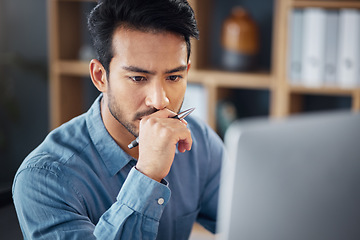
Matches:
[[122, 66, 155, 75], [122, 65, 188, 75], [165, 65, 188, 74]]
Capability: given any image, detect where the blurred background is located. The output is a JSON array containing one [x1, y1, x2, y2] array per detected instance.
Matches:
[[0, 0, 48, 191], [1, 0, 48, 238], [0, 0, 356, 238]]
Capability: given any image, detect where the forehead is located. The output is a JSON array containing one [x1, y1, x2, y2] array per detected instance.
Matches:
[[111, 27, 188, 63]]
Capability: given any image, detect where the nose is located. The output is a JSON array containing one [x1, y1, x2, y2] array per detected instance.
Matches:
[[145, 81, 170, 110]]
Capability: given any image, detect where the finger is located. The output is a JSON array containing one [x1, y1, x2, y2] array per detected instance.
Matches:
[[173, 127, 192, 152], [142, 108, 177, 120], [178, 139, 192, 153]]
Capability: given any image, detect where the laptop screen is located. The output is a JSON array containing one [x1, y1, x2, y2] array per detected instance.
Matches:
[[217, 111, 360, 240]]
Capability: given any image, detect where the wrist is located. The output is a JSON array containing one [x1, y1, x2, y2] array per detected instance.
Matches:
[[134, 165, 163, 183]]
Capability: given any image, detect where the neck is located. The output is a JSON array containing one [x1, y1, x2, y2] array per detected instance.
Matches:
[[100, 98, 139, 159]]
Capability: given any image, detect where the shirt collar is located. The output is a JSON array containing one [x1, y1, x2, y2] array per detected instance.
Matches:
[[86, 94, 133, 176]]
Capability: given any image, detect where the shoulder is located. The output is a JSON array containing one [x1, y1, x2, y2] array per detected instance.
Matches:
[[15, 113, 90, 179]]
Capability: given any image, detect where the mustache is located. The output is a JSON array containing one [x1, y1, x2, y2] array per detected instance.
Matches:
[[133, 108, 158, 120]]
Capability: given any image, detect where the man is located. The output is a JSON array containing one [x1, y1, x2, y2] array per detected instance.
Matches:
[[13, 0, 224, 239]]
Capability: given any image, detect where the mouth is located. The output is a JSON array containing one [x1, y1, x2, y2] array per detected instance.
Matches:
[[133, 108, 158, 121]]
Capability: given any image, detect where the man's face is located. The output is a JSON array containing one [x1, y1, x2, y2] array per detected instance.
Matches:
[[104, 27, 189, 137]]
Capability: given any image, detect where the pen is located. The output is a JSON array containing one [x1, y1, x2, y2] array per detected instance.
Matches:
[[128, 107, 195, 149]]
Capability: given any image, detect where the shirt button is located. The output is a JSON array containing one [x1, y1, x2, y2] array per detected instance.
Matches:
[[157, 198, 165, 205]]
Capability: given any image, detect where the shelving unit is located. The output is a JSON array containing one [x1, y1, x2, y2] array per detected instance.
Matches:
[[48, 0, 96, 128], [271, 0, 360, 116], [48, 0, 360, 131]]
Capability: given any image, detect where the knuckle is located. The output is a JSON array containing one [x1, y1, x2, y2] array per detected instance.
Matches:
[[148, 117, 157, 125], [159, 126, 173, 137], [142, 117, 158, 128]]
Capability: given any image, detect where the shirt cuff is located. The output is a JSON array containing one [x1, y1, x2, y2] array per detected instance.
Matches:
[[116, 167, 171, 221]]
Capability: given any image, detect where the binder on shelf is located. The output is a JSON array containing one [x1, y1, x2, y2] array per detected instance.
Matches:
[[182, 83, 208, 123], [301, 8, 327, 87], [324, 10, 339, 86], [337, 9, 360, 88], [288, 9, 304, 85]]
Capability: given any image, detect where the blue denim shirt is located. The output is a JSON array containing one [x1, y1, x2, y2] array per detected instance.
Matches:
[[12, 95, 224, 240]]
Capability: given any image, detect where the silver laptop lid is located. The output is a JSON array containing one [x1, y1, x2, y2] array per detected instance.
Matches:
[[217, 111, 360, 240]]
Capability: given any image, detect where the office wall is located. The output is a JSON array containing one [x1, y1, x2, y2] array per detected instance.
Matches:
[[0, 0, 48, 185]]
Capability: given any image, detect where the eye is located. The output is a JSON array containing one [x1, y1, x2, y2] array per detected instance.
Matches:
[[167, 75, 183, 82], [129, 76, 147, 82]]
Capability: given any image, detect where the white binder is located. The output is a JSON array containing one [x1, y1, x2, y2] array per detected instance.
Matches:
[[182, 83, 208, 123], [337, 9, 360, 88], [324, 10, 339, 86], [288, 9, 304, 85], [301, 8, 327, 87]]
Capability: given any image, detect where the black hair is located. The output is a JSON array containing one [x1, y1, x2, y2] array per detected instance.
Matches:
[[88, 0, 199, 74]]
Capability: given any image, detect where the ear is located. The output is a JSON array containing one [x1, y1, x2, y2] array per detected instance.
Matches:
[[187, 61, 191, 73], [89, 59, 107, 92]]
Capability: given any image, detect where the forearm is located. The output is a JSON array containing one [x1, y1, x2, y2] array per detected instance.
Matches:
[[94, 168, 171, 239], [13, 165, 170, 239]]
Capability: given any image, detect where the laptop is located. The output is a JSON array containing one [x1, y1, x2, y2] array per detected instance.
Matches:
[[217, 111, 360, 240]]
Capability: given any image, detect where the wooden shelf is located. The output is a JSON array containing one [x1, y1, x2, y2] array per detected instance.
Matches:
[[58, 0, 96, 2], [270, 0, 360, 118], [48, 0, 360, 129], [290, 85, 360, 96], [54, 60, 272, 90], [189, 70, 271, 89], [55, 60, 89, 76], [292, 1, 360, 9]]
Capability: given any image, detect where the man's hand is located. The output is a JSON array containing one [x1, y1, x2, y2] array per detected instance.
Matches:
[[135, 109, 192, 182]]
